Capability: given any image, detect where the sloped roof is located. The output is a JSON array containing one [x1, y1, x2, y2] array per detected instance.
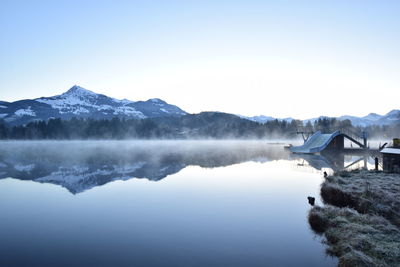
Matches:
[[381, 148, 400, 155]]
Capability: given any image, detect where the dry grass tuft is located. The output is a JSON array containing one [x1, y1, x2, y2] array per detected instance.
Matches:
[[321, 170, 400, 227], [309, 205, 400, 266]]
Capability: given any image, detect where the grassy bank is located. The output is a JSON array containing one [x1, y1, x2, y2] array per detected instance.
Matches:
[[309, 170, 400, 266]]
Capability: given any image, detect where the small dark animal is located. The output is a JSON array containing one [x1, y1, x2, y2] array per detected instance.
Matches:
[[307, 196, 315, 206], [323, 171, 328, 178]]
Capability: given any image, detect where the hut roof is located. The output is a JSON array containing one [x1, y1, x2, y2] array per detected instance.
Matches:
[[381, 148, 400, 155]]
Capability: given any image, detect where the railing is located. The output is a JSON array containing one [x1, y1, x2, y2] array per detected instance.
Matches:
[[337, 128, 365, 144]]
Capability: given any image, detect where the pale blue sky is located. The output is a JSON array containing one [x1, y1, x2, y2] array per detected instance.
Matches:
[[1, 0, 399, 119]]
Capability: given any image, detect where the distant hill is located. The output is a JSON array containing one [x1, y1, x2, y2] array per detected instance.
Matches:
[[238, 115, 294, 124]]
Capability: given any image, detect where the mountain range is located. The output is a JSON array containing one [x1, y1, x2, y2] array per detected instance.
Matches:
[[0, 85, 398, 127], [241, 111, 400, 127]]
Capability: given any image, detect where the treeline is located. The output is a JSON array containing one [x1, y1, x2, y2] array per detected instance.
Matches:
[[364, 124, 400, 139], [0, 113, 301, 139], [0, 117, 163, 140], [0, 112, 398, 140]]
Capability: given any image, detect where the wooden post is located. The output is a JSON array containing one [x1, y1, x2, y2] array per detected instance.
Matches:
[[375, 157, 379, 171], [362, 131, 368, 149]]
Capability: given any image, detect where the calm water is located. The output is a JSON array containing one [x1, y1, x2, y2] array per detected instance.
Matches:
[[0, 141, 344, 267]]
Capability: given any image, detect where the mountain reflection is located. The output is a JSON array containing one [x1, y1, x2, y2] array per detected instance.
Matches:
[[0, 141, 289, 194]]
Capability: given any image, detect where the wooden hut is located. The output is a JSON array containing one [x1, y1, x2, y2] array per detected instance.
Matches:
[[381, 147, 400, 173]]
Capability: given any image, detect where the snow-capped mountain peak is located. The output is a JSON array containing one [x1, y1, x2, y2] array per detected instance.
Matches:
[[63, 85, 97, 97], [149, 98, 163, 103]]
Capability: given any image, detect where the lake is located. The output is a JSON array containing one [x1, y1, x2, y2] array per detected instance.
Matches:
[[0, 140, 350, 266]]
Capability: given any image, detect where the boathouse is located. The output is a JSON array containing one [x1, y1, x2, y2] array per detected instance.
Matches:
[[381, 140, 400, 172]]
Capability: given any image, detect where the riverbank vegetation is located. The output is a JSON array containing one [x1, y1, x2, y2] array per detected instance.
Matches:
[[309, 170, 400, 266]]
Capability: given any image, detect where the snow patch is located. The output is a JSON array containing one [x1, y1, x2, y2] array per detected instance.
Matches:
[[112, 98, 134, 105], [150, 98, 161, 103], [14, 164, 35, 172], [37, 95, 97, 115], [113, 106, 146, 118], [15, 107, 36, 116]]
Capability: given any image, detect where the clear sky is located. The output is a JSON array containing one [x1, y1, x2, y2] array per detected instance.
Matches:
[[1, 0, 399, 119]]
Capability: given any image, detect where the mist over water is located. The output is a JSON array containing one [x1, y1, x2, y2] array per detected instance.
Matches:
[[0, 140, 291, 194], [0, 140, 339, 266]]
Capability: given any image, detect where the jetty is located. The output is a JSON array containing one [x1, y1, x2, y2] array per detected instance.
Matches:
[[289, 129, 373, 154]]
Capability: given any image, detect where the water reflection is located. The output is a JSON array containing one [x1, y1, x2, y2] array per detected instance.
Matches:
[[0, 141, 379, 194], [0, 141, 339, 267], [291, 152, 377, 173], [0, 141, 288, 194]]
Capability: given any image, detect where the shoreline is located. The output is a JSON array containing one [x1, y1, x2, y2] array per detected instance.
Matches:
[[309, 169, 400, 266]]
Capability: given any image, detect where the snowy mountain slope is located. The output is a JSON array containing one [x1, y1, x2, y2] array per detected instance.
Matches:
[[0, 85, 187, 125]]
